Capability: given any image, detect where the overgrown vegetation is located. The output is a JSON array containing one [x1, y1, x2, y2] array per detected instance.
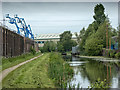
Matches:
[[115, 52, 120, 59], [2, 52, 40, 70], [40, 41, 57, 53], [89, 78, 110, 88], [30, 46, 36, 55], [48, 52, 73, 88]]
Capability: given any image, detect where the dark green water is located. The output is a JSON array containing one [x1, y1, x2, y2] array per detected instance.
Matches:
[[67, 56, 120, 88]]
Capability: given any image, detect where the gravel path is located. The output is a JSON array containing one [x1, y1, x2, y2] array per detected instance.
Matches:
[[0, 54, 43, 83]]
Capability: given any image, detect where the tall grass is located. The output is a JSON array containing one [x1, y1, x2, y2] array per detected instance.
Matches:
[[2, 52, 40, 70], [48, 52, 73, 88]]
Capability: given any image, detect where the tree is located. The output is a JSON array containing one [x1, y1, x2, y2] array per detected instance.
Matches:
[[79, 23, 95, 52], [41, 41, 57, 52], [85, 20, 111, 56], [93, 4, 106, 31], [75, 27, 85, 44], [58, 31, 77, 52], [78, 3, 107, 54], [93, 4, 106, 25]]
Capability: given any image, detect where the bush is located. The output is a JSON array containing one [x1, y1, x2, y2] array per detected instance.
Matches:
[[30, 47, 36, 55], [89, 78, 110, 88], [85, 37, 103, 56], [115, 52, 120, 59], [39, 47, 44, 53], [109, 50, 116, 58], [42, 41, 57, 52]]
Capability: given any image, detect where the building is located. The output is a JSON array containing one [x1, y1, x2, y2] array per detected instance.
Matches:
[[34, 33, 78, 47], [111, 36, 118, 50]]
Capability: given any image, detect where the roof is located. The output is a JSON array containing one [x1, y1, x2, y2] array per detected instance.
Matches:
[[35, 33, 79, 40]]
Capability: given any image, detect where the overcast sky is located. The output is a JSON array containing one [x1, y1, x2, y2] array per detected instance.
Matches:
[[2, 2, 118, 35]]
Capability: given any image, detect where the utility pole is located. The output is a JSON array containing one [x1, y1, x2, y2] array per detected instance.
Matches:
[[109, 38, 111, 50], [106, 25, 108, 49]]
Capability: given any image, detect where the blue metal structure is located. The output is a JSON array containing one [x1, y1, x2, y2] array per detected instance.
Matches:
[[28, 25, 34, 40], [6, 14, 34, 40], [6, 14, 20, 34]]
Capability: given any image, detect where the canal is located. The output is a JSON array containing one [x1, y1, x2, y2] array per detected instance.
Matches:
[[66, 55, 120, 88]]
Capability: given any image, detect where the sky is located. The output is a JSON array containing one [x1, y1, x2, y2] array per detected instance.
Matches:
[[2, 2, 118, 35]]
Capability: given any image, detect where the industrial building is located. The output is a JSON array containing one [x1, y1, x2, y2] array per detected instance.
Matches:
[[34, 33, 78, 47]]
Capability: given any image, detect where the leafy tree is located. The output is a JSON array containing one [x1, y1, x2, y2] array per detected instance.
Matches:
[[41, 41, 57, 52], [57, 42, 64, 53], [79, 3, 108, 55], [111, 28, 117, 37], [75, 27, 85, 44], [85, 20, 111, 56], [93, 3, 106, 30], [58, 31, 77, 52], [79, 23, 95, 52]]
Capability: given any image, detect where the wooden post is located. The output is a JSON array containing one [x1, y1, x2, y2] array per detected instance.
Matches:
[[109, 38, 111, 50], [106, 25, 108, 49]]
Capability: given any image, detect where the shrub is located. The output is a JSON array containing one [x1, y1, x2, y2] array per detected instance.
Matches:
[[89, 78, 110, 88], [115, 52, 120, 59], [30, 47, 36, 55], [109, 50, 116, 58]]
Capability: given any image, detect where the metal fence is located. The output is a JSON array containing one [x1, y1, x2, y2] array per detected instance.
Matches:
[[0, 26, 39, 58]]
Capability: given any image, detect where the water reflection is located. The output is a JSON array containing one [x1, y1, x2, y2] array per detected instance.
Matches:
[[67, 55, 120, 88]]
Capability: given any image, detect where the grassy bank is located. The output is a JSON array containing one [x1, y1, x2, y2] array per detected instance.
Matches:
[[2, 52, 41, 71], [48, 52, 73, 88], [2, 53, 55, 88]]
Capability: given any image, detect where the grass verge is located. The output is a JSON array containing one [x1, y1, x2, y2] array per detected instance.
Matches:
[[2, 53, 55, 88], [2, 52, 41, 71]]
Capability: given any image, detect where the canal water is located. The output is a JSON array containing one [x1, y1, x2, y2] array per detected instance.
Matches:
[[66, 55, 120, 88]]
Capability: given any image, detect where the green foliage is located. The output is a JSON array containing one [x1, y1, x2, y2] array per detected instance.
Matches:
[[2, 52, 41, 71], [78, 4, 113, 56], [30, 47, 36, 55], [93, 4, 106, 25], [57, 42, 64, 53], [58, 31, 77, 52], [79, 22, 96, 52], [115, 52, 120, 59], [2, 53, 55, 88], [111, 28, 118, 37], [75, 27, 85, 44], [41, 41, 57, 52], [48, 52, 73, 88], [118, 25, 120, 49], [109, 50, 116, 58], [84, 20, 109, 56], [85, 38, 103, 56], [89, 78, 110, 88]]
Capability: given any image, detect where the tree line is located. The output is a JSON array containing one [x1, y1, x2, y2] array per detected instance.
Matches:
[[75, 3, 120, 57]]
